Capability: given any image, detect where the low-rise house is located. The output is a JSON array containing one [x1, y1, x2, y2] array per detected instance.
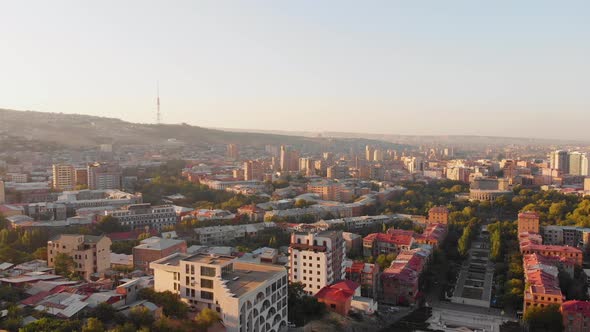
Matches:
[[315, 280, 360, 316]]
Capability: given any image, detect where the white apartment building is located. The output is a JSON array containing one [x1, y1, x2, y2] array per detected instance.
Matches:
[[106, 204, 177, 230], [288, 230, 346, 295], [151, 253, 288, 332], [193, 223, 275, 245]]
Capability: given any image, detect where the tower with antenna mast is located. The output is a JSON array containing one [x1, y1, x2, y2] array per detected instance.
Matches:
[[156, 81, 161, 125]]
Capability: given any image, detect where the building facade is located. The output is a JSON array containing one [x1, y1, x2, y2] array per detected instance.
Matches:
[[47, 234, 111, 280], [52, 164, 76, 191], [107, 204, 177, 230], [288, 231, 346, 295], [518, 211, 540, 235], [151, 253, 288, 332], [133, 237, 187, 274]]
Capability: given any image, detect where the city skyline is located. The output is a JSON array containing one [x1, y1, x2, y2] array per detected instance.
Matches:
[[2, 1, 589, 140]]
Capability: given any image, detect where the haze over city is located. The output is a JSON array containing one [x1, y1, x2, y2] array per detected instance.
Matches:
[[2, 0, 590, 140]]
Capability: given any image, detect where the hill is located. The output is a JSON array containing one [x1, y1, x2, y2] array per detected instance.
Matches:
[[0, 109, 403, 151]]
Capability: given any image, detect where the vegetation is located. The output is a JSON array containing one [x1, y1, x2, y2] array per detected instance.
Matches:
[[138, 288, 188, 319], [53, 253, 78, 279], [18, 317, 82, 332], [288, 282, 326, 326], [523, 304, 564, 332], [194, 308, 221, 330]]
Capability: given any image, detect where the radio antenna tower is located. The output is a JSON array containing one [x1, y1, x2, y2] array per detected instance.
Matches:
[[156, 81, 161, 125]]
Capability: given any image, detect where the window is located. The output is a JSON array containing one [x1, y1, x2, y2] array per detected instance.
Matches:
[[191, 265, 195, 274], [201, 266, 216, 277], [201, 291, 214, 300], [186, 276, 190, 285], [201, 278, 213, 289]]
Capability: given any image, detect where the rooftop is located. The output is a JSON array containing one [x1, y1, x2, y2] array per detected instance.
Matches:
[[222, 261, 286, 297]]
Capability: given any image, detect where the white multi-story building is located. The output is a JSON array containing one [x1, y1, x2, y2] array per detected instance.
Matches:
[[151, 253, 288, 332], [106, 204, 177, 230], [193, 223, 275, 245], [288, 230, 346, 295]]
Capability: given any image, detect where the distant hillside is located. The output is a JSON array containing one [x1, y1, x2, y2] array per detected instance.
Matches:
[[0, 109, 405, 151]]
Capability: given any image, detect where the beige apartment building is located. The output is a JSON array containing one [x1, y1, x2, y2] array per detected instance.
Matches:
[[52, 164, 76, 191], [151, 253, 288, 332], [47, 234, 111, 280]]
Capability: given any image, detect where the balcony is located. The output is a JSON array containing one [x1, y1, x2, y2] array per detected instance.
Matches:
[[290, 243, 327, 252]]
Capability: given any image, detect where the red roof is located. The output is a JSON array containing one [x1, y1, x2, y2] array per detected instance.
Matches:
[[561, 300, 590, 317], [315, 280, 359, 302], [364, 230, 413, 247]]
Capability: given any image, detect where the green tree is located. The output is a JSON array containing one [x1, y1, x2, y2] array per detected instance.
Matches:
[[138, 288, 188, 318], [33, 247, 48, 260], [524, 304, 563, 332], [288, 282, 326, 326], [18, 317, 82, 332], [96, 215, 127, 234], [129, 306, 155, 328], [194, 308, 221, 329], [54, 253, 76, 277], [82, 318, 105, 332]]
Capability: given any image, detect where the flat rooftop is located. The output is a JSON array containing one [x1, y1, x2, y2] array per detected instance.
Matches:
[[222, 262, 285, 297]]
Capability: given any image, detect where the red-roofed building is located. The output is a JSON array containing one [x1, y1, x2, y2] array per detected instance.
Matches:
[[520, 243, 583, 266], [380, 249, 426, 305], [561, 300, 590, 332], [345, 261, 379, 299], [523, 253, 564, 313], [363, 230, 414, 256], [315, 280, 360, 316], [414, 223, 447, 248]]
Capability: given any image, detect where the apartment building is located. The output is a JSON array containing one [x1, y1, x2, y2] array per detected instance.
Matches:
[[427, 206, 449, 224], [288, 231, 346, 295], [363, 229, 415, 257], [52, 164, 76, 191], [151, 253, 288, 332], [47, 234, 111, 280], [518, 211, 540, 235], [344, 260, 379, 299], [523, 253, 564, 313], [133, 237, 187, 274], [381, 249, 429, 305], [543, 225, 590, 248], [87, 162, 122, 190], [107, 204, 177, 230], [561, 300, 590, 332], [193, 223, 271, 245]]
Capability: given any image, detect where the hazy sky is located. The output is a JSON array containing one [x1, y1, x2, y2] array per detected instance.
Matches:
[[1, 1, 589, 140]]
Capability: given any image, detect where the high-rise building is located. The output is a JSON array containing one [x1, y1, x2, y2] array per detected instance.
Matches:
[[75, 168, 88, 187], [47, 234, 111, 280], [0, 180, 5, 204], [151, 253, 288, 332], [550, 150, 570, 173], [373, 149, 384, 162], [244, 160, 264, 181], [280, 146, 299, 172], [584, 177, 590, 192], [568, 152, 584, 176], [52, 164, 76, 191], [87, 162, 122, 190], [227, 144, 239, 160], [518, 211, 540, 234], [299, 157, 315, 176], [365, 145, 375, 161], [288, 231, 346, 295]]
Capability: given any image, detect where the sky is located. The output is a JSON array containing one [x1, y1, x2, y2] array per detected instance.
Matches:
[[1, 1, 589, 140]]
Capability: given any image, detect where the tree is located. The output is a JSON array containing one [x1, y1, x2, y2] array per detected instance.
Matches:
[[129, 306, 155, 328], [194, 308, 220, 329], [93, 303, 117, 323], [138, 288, 188, 318], [524, 304, 563, 332], [19, 317, 82, 332], [82, 318, 105, 332], [96, 215, 126, 234], [54, 253, 76, 277], [33, 247, 48, 260], [288, 282, 326, 326]]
